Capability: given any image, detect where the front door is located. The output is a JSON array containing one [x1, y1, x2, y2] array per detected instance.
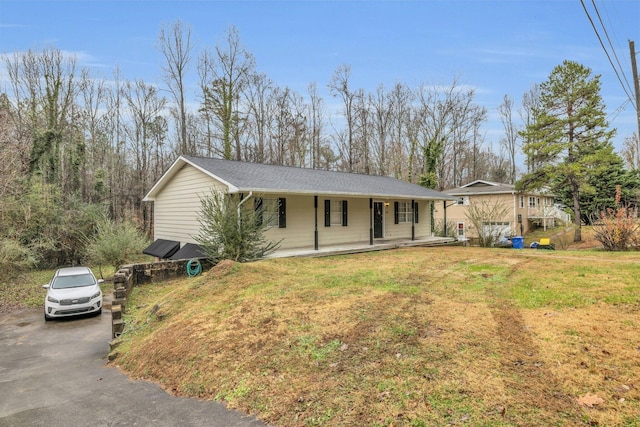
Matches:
[[373, 202, 384, 238]]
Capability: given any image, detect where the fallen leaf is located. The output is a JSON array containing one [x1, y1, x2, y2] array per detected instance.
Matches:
[[577, 393, 604, 408]]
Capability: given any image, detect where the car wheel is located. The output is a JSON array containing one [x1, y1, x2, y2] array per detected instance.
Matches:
[[95, 307, 102, 317], [44, 312, 52, 321]]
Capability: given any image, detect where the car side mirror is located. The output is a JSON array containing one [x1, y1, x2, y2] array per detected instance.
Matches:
[[42, 284, 50, 289], [97, 279, 105, 285]]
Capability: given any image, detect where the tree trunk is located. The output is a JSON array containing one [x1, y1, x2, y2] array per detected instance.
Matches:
[[572, 179, 582, 242]]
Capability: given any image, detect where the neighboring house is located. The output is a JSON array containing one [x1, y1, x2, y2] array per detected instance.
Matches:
[[142, 156, 455, 258], [433, 180, 569, 241]]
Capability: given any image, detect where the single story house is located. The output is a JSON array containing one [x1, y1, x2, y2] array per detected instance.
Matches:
[[434, 180, 570, 241], [142, 156, 456, 258]]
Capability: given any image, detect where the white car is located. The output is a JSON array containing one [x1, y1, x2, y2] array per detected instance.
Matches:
[[43, 267, 104, 321]]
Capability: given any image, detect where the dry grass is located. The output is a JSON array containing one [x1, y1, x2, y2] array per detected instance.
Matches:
[[113, 248, 640, 426]]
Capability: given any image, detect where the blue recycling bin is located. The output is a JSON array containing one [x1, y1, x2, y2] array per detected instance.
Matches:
[[511, 236, 524, 249]]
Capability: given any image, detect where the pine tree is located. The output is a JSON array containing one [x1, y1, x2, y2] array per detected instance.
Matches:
[[518, 60, 615, 242]]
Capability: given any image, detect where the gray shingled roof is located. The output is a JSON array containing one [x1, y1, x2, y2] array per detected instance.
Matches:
[[146, 156, 454, 201], [444, 180, 554, 197], [445, 180, 516, 196]]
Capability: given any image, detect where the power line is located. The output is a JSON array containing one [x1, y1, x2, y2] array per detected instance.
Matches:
[[580, 0, 636, 110], [608, 99, 630, 122], [591, 0, 635, 98]]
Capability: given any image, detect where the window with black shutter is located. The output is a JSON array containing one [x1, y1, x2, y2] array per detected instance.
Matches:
[[394, 201, 399, 224], [342, 200, 348, 226], [278, 198, 286, 228], [325, 199, 347, 226], [324, 200, 331, 227], [254, 198, 263, 226]]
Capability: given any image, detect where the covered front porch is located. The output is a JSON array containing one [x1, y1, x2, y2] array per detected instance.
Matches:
[[265, 236, 458, 259]]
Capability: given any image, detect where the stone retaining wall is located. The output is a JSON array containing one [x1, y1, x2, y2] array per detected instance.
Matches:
[[110, 258, 214, 340]]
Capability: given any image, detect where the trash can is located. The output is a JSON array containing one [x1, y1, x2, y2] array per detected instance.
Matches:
[[511, 236, 524, 249]]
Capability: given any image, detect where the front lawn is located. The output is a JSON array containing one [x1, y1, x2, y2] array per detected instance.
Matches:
[[112, 247, 640, 426]]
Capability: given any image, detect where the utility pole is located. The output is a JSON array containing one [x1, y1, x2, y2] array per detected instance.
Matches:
[[630, 40, 640, 142]]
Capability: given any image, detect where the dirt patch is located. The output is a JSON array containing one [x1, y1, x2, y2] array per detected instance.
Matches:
[[205, 259, 238, 279], [486, 293, 577, 423]]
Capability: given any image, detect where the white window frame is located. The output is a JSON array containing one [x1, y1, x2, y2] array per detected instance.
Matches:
[[397, 201, 413, 223], [456, 196, 468, 206], [457, 222, 466, 238], [262, 198, 280, 228], [528, 196, 536, 208], [330, 200, 343, 226], [519, 195, 524, 208]]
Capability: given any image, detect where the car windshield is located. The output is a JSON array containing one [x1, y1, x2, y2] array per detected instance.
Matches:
[[51, 273, 96, 289]]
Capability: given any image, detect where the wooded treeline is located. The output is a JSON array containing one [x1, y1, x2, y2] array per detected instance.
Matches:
[[0, 25, 516, 221], [1, 23, 638, 267]]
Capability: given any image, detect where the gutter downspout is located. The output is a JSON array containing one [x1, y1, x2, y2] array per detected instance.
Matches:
[[369, 198, 373, 245], [315, 196, 319, 250], [238, 191, 254, 231], [443, 200, 448, 236], [513, 192, 517, 236], [411, 199, 415, 240]]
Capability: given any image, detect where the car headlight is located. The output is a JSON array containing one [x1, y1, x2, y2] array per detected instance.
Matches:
[[91, 291, 101, 300], [47, 296, 59, 303]]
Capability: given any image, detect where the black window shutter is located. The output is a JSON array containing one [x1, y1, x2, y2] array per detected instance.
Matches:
[[254, 198, 263, 226], [394, 201, 399, 224], [414, 201, 419, 223], [278, 198, 286, 228], [342, 200, 348, 226], [324, 200, 331, 227]]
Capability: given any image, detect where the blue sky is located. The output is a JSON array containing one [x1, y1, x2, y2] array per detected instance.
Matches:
[[1, 0, 639, 153]]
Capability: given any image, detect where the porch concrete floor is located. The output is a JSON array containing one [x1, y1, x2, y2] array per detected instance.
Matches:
[[265, 236, 458, 259]]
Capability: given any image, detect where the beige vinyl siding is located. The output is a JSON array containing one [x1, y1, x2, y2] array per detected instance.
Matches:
[[263, 197, 432, 250], [151, 163, 438, 250], [263, 196, 371, 250], [413, 200, 432, 239], [263, 195, 314, 250], [381, 200, 431, 240], [153, 165, 227, 244], [318, 198, 371, 247], [434, 193, 526, 239]]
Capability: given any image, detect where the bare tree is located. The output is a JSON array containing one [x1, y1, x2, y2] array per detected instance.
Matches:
[[328, 64, 357, 172], [158, 19, 196, 156], [122, 79, 167, 227], [369, 84, 393, 176], [244, 73, 273, 163], [78, 69, 111, 202], [449, 87, 487, 187], [354, 88, 371, 174], [199, 25, 255, 160], [414, 81, 456, 190], [498, 94, 518, 183], [518, 84, 541, 173], [0, 94, 25, 202], [306, 82, 326, 169], [388, 83, 413, 179], [268, 86, 307, 167], [102, 67, 130, 221], [4, 48, 78, 188], [621, 133, 640, 170], [465, 198, 511, 247]]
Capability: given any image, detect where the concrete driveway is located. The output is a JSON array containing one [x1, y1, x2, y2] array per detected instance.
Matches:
[[0, 306, 265, 427]]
